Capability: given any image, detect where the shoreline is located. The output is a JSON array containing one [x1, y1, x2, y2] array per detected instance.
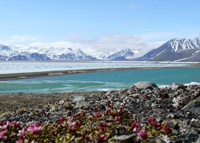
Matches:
[[1, 66, 200, 81], [0, 82, 200, 142]]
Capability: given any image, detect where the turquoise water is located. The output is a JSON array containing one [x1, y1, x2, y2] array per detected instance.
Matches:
[[0, 68, 200, 93]]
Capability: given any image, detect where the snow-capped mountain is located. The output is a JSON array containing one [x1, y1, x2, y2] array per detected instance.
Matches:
[[1, 37, 200, 62], [136, 37, 200, 62], [38, 47, 96, 61], [102, 49, 140, 61], [0, 45, 97, 61], [0, 45, 13, 57]]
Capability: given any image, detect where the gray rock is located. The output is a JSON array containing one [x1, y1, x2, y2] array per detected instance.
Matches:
[[194, 137, 200, 143], [73, 95, 85, 102], [129, 94, 140, 98], [134, 81, 158, 90], [185, 130, 199, 142], [187, 107, 200, 116], [113, 101, 123, 109], [75, 101, 90, 108], [155, 135, 170, 143], [182, 97, 200, 110], [168, 92, 179, 98], [112, 134, 137, 143], [190, 118, 200, 128], [58, 99, 65, 105], [170, 83, 184, 90]]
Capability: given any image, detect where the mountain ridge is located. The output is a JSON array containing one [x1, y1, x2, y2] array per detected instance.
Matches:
[[1, 37, 200, 62], [135, 37, 200, 62], [102, 48, 140, 61], [0, 45, 97, 61]]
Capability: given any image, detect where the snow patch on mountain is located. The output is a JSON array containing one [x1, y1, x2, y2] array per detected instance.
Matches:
[[136, 37, 200, 62], [102, 48, 141, 61], [0, 45, 97, 61], [169, 38, 200, 52]]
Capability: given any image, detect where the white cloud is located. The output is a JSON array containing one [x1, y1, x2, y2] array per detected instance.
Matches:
[[5, 31, 200, 58], [27, 34, 164, 58], [139, 30, 200, 41], [139, 32, 178, 41], [11, 35, 37, 43]]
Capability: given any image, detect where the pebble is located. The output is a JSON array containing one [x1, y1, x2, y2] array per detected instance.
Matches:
[[1, 81, 200, 142]]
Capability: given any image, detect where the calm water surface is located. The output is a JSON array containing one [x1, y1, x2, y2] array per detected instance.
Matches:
[[0, 68, 200, 93]]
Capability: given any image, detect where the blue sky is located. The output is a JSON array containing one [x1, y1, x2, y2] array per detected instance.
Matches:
[[0, 0, 200, 55]]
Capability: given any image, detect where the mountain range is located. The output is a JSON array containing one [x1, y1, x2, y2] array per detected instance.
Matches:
[[102, 49, 140, 61], [0, 46, 96, 61], [136, 37, 200, 62], [0, 37, 200, 62]]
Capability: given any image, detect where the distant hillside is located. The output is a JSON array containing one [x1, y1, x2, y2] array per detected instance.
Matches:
[[1, 37, 200, 62], [0, 45, 97, 61], [102, 49, 140, 61], [136, 37, 200, 62]]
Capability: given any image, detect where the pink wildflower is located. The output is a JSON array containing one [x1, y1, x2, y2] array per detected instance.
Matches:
[[94, 107, 98, 112], [51, 130, 55, 135], [99, 122, 107, 131], [15, 122, 20, 128], [0, 121, 9, 130], [68, 127, 76, 133], [16, 139, 24, 143], [138, 129, 147, 140], [9, 122, 15, 126], [94, 112, 100, 118], [106, 108, 111, 113], [18, 128, 25, 137], [75, 121, 81, 127], [58, 117, 64, 123], [131, 122, 140, 132], [70, 122, 76, 126], [36, 121, 41, 126], [0, 131, 6, 139], [69, 120, 82, 127], [69, 114, 75, 118], [115, 115, 121, 122], [148, 117, 155, 123], [82, 133, 86, 138], [156, 122, 161, 127], [89, 135, 93, 140], [148, 117, 158, 126], [27, 124, 42, 134], [100, 134, 108, 141], [162, 125, 172, 133]]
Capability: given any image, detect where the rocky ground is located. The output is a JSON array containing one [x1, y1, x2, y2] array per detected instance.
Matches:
[[0, 82, 200, 143], [0, 92, 103, 114]]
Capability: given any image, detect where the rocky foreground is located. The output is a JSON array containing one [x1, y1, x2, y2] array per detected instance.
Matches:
[[0, 82, 200, 143]]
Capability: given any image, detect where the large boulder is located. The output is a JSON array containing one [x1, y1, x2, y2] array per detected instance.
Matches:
[[134, 81, 158, 90], [72, 95, 90, 108], [182, 97, 200, 110]]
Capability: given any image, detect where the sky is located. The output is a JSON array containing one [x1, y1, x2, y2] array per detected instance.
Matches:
[[0, 0, 200, 56]]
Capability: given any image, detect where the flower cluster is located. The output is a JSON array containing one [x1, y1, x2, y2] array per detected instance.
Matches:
[[147, 117, 173, 137], [0, 102, 175, 143]]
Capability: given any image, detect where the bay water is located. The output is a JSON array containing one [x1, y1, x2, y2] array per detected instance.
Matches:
[[1, 67, 200, 93]]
